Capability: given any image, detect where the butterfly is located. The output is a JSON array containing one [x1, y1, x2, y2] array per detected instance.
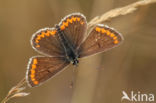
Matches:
[[26, 13, 123, 87]]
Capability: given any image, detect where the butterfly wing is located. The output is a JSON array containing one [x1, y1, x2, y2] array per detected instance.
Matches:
[[31, 28, 65, 57], [78, 24, 124, 58], [26, 56, 70, 87], [58, 13, 87, 50]]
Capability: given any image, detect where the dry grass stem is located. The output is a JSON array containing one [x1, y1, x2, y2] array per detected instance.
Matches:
[[1, 78, 28, 103], [1, 0, 156, 103], [88, 0, 156, 28]]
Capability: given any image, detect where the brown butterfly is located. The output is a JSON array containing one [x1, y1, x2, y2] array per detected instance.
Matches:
[[26, 13, 124, 87]]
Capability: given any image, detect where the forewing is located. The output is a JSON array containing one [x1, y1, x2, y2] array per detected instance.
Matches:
[[31, 28, 65, 57], [58, 13, 87, 49], [79, 24, 123, 58], [26, 56, 70, 87]]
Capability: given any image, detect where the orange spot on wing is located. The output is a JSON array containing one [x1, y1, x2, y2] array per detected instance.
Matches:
[[31, 69, 35, 74], [40, 33, 45, 38], [76, 17, 80, 21], [46, 30, 50, 34], [106, 30, 111, 35], [31, 78, 35, 81], [80, 21, 84, 25], [36, 45, 40, 48], [101, 28, 106, 33], [72, 17, 76, 21], [60, 25, 65, 30], [33, 59, 37, 64], [36, 35, 41, 40], [32, 64, 36, 69], [30, 74, 35, 78], [45, 32, 50, 36], [113, 36, 117, 40], [63, 22, 68, 27], [95, 27, 101, 32], [30, 58, 39, 84], [34, 81, 39, 85], [67, 18, 72, 23], [51, 30, 56, 35], [110, 33, 115, 37], [35, 35, 41, 44], [71, 17, 74, 21], [114, 40, 119, 44], [35, 40, 39, 43]]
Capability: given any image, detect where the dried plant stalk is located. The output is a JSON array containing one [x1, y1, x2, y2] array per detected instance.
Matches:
[[1, 0, 156, 103], [1, 78, 28, 103], [88, 0, 156, 28]]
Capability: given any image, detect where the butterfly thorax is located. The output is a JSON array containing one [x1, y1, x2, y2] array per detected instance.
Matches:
[[56, 25, 79, 65]]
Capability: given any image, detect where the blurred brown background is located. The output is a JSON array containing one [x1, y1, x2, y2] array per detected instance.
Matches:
[[0, 0, 156, 103]]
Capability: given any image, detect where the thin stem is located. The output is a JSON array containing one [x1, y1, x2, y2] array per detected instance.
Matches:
[[88, 0, 156, 29], [1, 77, 26, 103]]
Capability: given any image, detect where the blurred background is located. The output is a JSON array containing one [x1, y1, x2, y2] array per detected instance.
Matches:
[[0, 0, 156, 103]]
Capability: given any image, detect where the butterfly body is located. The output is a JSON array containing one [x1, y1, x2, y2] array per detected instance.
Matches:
[[26, 13, 123, 87], [55, 24, 79, 65]]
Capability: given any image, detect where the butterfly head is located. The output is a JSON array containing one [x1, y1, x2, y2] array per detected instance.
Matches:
[[72, 58, 79, 66]]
